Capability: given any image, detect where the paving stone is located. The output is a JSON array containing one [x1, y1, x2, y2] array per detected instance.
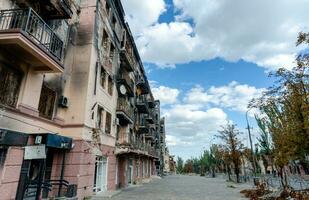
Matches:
[[101, 175, 252, 200]]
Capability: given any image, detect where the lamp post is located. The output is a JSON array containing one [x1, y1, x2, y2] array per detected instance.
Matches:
[[246, 108, 257, 177]]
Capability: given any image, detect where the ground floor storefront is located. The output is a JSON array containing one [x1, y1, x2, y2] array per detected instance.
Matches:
[[117, 154, 157, 188], [0, 129, 117, 200]]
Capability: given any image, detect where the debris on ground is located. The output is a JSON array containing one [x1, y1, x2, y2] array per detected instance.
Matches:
[[227, 184, 237, 188], [240, 182, 309, 200], [240, 182, 271, 199]]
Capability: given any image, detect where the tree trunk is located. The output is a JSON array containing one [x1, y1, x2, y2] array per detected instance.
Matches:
[[227, 165, 231, 181], [279, 167, 288, 189], [212, 166, 216, 178]]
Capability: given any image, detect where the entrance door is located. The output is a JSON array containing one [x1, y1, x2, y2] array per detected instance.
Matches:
[[93, 156, 108, 193], [17, 159, 45, 200], [127, 159, 133, 184]]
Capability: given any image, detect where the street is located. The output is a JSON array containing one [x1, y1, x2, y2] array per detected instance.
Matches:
[[104, 175, 252, 200]]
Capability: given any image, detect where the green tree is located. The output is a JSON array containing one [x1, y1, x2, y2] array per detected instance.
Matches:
[[176, 156, 184, 174], [217, 123, 243, 183], [255, 115, 274, 174], [251, 32, 309, 187], [183, 159, 194, 173]]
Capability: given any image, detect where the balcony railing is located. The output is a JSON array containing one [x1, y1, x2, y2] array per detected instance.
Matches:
[[116, 98, 134, 124], [0, 8, 64, 62], [136, 95, 149, 113], [117, 73, 134, 97], [136, 78, 150, 95], [137, 116, 150, 134]]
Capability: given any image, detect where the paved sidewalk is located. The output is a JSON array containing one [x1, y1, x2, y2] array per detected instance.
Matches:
[[102, 175, 252, 200]]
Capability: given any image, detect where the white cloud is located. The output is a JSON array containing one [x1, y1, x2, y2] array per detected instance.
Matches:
[[152, 85, 180, 105], [149, 82, 263, 148], [163, 105, 228, 146], [121, 0, 166, 35], [185, 81, 265, 113], [137, 22, 200, 67], [122, 0, 309, 70]]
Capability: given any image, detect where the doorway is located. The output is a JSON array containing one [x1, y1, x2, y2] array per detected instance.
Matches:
[[127, 158, 133, 184], [93, 156, 108, 193]]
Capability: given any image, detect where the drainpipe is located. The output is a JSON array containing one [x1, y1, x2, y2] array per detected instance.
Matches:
[[58, 151, 66, 197]]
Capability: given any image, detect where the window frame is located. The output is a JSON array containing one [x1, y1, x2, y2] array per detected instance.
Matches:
[[0, 63, 23, 108], [38, 83, 57, 120], [107, 75, 113, 96], [100, 66, 107, 89], [97, 106, 104, 129], [105, 111, 112, 134]]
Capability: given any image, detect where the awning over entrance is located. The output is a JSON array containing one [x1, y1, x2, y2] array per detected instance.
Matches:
[[45, 133, 72, 150], [30, 133, 73, 150], [0, 128, 28, 146]]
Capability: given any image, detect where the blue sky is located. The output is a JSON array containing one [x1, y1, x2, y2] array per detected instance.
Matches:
[[121, 0, 309, 160]]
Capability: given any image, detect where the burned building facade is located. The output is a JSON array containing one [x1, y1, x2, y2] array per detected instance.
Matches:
[[0, 0, 166, 199]]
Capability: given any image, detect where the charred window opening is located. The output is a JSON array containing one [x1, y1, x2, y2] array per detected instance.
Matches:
[[121, 30, 126, 49], [100, 67, 106, 89], [38, 83, 56, 120], [105, 2, 111, 17], [108, 75, 113, 96], [0, 63, 23, 107], [102, 29, 109, 53], [97, 106, 104, 129], [111, 15, 117, 30], [109, 43, 115, 61], [105, 111, 112, 134]]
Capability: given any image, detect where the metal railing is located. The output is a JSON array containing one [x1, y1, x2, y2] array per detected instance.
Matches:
[[136, 95, 149, 107], [118, 73, 134, 91], [117, 97, 134, 120], [0, 8, 64, 62], [138, 115, 149, 127]]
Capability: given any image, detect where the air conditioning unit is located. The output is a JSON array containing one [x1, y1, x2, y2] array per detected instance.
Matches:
[[115, 118, 120, 126], [58, 96, 69, 108]]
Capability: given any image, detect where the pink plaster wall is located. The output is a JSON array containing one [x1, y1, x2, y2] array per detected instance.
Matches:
[[0, 147, 24, 200]]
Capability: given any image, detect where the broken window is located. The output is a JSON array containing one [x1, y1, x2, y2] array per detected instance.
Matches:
[[102, 29, 109, 53], [109, 43, 115, 62], [97, 106, 104, 129], [38, 83, 56, 120], [108, 75, 113, 96], [105, 111, 112, 134], [111, 16, 117, 30], [121, 30, 126, 49], [100, 67, 106, 89], [105, 2, 110, 17], [0, 64, 23, 107]]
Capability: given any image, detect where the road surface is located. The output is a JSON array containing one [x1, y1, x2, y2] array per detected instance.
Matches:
[[104, 175, 251, 200]]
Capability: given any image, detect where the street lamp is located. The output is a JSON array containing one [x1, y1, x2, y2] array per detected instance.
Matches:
[[246, 108, 257, 177]]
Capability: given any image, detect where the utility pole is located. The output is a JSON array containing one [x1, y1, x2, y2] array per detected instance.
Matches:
[[246, 109, 257, 177]]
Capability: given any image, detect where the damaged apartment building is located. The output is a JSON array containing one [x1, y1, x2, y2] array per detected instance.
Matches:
[[0, 0, 166, 199]]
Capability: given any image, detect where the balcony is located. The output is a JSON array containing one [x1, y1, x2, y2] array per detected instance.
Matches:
[[136, 96, 149, 114], [145, 131, 155, 141], [120, 49, 134, 72], [0, 8, 64, 72], [15, 0, 73, 19], [116, 131, 148, 155], [148, 100, 156, 108], [117, 73, 134, 97], [145, 113, 154, 124], [137, 117, 149, 134], [116, 98, 134, 125], [136, 79, 150, 95], [145, 145, 158, 158]]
